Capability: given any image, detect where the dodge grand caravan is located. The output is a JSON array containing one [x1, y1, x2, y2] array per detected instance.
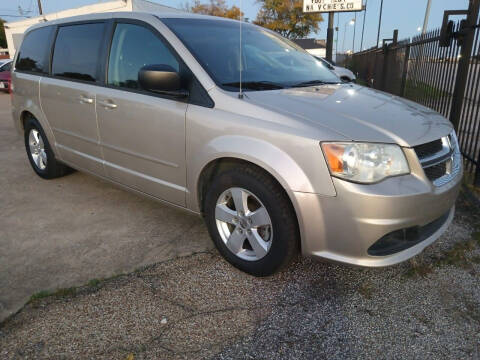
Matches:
[[11, 12, 462, 276]]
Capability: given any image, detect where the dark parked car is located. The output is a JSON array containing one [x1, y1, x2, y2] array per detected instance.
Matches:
[[0, 60, 12, 92]]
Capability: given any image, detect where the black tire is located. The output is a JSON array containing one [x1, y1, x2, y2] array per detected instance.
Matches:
[[24, 116, 71, 179], [204, 164, 299, 276]]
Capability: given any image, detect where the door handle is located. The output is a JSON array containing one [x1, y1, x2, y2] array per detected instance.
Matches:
[[98, 100, 117, 110], [79, 95, 94, 104]]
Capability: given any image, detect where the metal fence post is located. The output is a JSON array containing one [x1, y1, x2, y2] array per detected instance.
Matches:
[[380, 47, 388, 91], [400, 43, 411, 97], [379, 30, 399, 92], [475, 155, 480, 186], [449, 0, 480, 130]]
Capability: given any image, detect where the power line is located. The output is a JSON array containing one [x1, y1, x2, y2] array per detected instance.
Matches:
[[0, 14, 31, 18], [0, 0, 33, 15], [0, 9, 31, 12]]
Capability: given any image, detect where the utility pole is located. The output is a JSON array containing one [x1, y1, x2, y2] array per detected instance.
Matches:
[[326, 12, 335, 62], [360, 0, 368, 51], [37, 0, 43, 15], [335, 12, 340, 59], [422, 0, 432, 34], [376, 0, 384, 47]]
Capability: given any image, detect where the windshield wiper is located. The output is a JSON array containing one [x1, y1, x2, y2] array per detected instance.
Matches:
[[221, 81, 285, 90], [290, 80, 340, 88]]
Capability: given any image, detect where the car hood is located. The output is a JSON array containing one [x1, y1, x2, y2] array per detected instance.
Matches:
[[244, 84, 452, 147]]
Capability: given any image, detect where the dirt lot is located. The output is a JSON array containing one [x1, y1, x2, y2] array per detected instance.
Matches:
[[1, 93, 480, 359]]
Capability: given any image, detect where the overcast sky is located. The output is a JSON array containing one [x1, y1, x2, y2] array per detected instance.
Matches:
[[1, 0, 472, 51]]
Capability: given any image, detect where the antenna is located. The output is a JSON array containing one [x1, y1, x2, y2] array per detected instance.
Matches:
[[238, 0, 243, 99]]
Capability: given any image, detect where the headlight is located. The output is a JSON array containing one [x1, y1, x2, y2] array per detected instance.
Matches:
[[321, 142, 410, 183]]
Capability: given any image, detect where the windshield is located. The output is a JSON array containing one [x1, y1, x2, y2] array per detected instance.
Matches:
[[0, 61, 12, 72], [162, 18, 339, 91]]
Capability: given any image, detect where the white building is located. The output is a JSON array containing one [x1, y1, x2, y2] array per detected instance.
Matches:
[[4, 0, 182, 58]]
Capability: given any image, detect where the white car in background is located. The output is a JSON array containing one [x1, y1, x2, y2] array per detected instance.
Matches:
[[316, 56, 356, 83]]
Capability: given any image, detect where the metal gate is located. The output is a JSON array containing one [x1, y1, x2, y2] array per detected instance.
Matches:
[[347, 0, 480, 186]]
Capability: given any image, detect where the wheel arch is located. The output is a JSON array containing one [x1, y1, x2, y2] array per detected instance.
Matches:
[[190, 135, 320, 207], [197, 157, 293, 214], [16, 107, 59, 158], [196, 156, 302, 252], [20, 110, 35, 130]]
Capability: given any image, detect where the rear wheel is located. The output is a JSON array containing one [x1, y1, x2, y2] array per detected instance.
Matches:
[[204, 165, 299, 276], [24, 116, 71, 179]]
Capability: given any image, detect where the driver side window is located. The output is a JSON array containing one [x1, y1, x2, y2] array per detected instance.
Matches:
[[107, 23, 179, 90]]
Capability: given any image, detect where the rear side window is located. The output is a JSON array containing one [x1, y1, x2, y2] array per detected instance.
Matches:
[[107, 23, 179, 90], [52, 23, 105, 82], [16, 26, 53, 74]]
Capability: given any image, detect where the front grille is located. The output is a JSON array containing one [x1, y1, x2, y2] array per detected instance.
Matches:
[[414, 139, 443, 159], [413, 133, 460, 186], [424, 162, 447, 181]]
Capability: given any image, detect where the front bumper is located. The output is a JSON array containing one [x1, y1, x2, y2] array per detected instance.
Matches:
[[293, 162, 462, 267]]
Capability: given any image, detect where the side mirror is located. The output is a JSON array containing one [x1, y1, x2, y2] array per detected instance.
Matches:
[[138, 64, 188, 98]]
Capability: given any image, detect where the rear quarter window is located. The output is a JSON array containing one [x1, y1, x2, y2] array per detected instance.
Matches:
[[52, 22, 106, 82], [15, 26, 53, 74]]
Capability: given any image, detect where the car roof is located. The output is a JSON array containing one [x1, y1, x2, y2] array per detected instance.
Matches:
[[0, 59, 12, 65], [25, 11, 238, 33]]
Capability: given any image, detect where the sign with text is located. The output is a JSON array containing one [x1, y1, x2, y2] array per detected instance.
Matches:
[[303, 0, 363, 13]]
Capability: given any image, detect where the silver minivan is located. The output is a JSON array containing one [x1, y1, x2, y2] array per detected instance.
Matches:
[[11, 12, 462, 276]]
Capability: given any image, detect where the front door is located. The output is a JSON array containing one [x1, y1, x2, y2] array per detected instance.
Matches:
[[95, 22, 188, 205]]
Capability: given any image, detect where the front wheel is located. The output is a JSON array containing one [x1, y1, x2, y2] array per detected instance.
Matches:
[[204, 165, 299, 276]]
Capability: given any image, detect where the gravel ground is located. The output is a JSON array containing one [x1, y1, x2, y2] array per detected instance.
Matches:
[[1, 190, 479, 360]]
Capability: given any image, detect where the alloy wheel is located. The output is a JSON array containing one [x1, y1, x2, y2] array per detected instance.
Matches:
[[28, 129, 47, 170], [215, 187, 273, 261]]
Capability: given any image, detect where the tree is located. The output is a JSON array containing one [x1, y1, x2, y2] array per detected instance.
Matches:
[[0, 18, 7, 49], [254, 0, 323, 39], [186, 0, 243, 20]]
